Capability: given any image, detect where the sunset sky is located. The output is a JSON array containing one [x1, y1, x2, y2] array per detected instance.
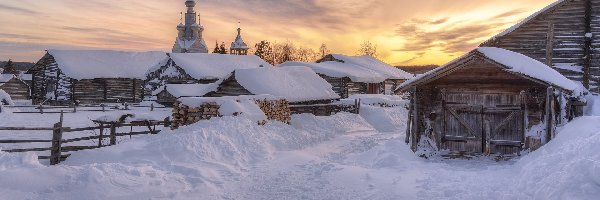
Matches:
[[0, 0, 556, 65]]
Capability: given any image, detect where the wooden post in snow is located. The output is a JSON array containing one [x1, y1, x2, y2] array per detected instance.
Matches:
[[545, 87, 555, 143], [110, 123, 116, 146], [410, 87, 419, 152], [50, 111, 64, 165]]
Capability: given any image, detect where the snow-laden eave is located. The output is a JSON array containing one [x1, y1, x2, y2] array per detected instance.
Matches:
[[396, 47, 578, 94], [481, 0, 567, 46]]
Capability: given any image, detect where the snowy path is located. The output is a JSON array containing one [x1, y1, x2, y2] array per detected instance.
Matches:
[[222, 131, 518, 200]]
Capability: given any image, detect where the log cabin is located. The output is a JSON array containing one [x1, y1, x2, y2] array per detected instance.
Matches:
[[396, 47, 584, 156], [30, 50, 168, 105], [206, 66, 341, 115], [153, 83, 218, 106], [481, 0, 600, 93], [145, 53, 271, 98], [0, 74, 30, 100], [315, 54, 413, 97]]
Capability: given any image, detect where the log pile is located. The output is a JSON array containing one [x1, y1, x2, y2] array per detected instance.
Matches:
[[171, 97, 292, 129], [255, 98, 291, 124], [171, 101, 220, 129]]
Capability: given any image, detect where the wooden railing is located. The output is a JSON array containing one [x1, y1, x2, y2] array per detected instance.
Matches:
[[5, 103, 166, 114], [0, 112, 170, 165]]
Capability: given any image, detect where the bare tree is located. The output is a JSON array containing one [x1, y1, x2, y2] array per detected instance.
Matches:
[[319, 43, 331, 58], [357, 40, 378, 58]]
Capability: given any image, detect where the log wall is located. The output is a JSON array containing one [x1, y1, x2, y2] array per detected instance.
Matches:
[[0, 78, 29, 100], [481, 0, 600, 92], [30, 53, 144, 105]]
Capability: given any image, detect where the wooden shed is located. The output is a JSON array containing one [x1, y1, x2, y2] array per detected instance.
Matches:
[[206, 66, 341, 115], [30, 50, 167, 105], [145, 53, 271, 98], [0, 74, 30, 100], [481, 0, 600, 93], [396, 47, 583, 156], [153, 83, 218, 106], [316, 54, 413, 96]]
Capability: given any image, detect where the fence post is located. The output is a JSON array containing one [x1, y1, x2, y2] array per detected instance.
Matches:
[[39, 103, 43, 114], [98, 125, 104, 147], [150, 103, 154, 111], [110, 123, 116, 145], [50, 112, 64, 165], [72, 102, 77, 113], [101, 104, 106, 112]]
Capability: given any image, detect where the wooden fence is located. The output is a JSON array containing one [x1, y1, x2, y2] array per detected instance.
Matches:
[[4, 103, 166, 114], [0, 112, 170, 165]]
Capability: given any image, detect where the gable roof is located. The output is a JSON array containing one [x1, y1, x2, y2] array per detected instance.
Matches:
[[397, 47, 578, 92], [328, 54, 413, 80], [233, 66, 340, 102], [47, 50, 168, 80], [278, 61, 388, 83], [482, 0, 567, 45], [169, 53, 271, 80]]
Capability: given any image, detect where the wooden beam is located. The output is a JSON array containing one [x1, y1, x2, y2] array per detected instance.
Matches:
[[545, 22, 554, 66], [583, 0, 592, 89]]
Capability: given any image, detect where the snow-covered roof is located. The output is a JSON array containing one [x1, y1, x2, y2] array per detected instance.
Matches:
[[165, 84, 218, 98], [328, 54, 413, 80], [19, 74, 32, 81], [0, 74, 15, 83], [169, 53, 271, 80], [278, 61, 387, 83], [234, 66, 340, 102], [47, 50, 168, 80], [486, 0, 566, 41], [397, 47, 578, 92]]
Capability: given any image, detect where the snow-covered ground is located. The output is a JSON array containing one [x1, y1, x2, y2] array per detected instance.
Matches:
[[0, 97, 599, 200]]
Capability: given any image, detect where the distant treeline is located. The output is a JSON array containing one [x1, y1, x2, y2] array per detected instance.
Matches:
[[0, 61, 35, 72]]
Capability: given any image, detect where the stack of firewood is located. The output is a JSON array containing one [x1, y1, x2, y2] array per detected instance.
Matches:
[[171, 101, 220, 129], [171, 98, 292, 129], [255, 98, 291, 124]]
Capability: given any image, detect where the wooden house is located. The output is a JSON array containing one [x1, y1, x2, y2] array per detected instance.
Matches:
[[206, 66, 340, 114], [481, 0, 600, 93], [0, 74, 30, 100], [153, 83, 218, 106], [145, 53, 271, 97], [316, 54, 413, 96], [396, 47, 583, 155], [29, 50, 167, 105]]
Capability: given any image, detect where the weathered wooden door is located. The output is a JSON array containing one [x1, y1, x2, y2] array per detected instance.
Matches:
[[442, 104, 484, 153], [484, 108, 524, 154], [443, 93, 524, 154]]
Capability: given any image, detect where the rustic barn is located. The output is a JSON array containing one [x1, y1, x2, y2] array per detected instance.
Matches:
[[396, 47, 584, 156], [30, 50, 167, 105], [0, 74, 29, 100], [145, 53, 271, 97], [481, 0, 600, 93], [153, 83, 218, 106], [315, 54, 413, 96], [207, 66, 342, 115]]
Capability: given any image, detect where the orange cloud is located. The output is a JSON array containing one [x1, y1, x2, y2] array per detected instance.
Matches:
[[0, 0, 557, 65]]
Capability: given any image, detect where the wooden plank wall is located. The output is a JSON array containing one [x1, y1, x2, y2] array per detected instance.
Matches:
[[0, 79, 29, 100], [482, 0, 600, 91], [144, 59, 215, 96]]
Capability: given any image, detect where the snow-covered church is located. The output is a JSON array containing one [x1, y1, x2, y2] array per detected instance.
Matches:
[[172, 0, 209, 53]]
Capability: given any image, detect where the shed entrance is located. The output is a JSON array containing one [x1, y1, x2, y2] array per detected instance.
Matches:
[[442, 92, 524, 155]]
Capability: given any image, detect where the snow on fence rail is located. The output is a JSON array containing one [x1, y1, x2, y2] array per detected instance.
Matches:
[[0, 112, 170, 165]]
